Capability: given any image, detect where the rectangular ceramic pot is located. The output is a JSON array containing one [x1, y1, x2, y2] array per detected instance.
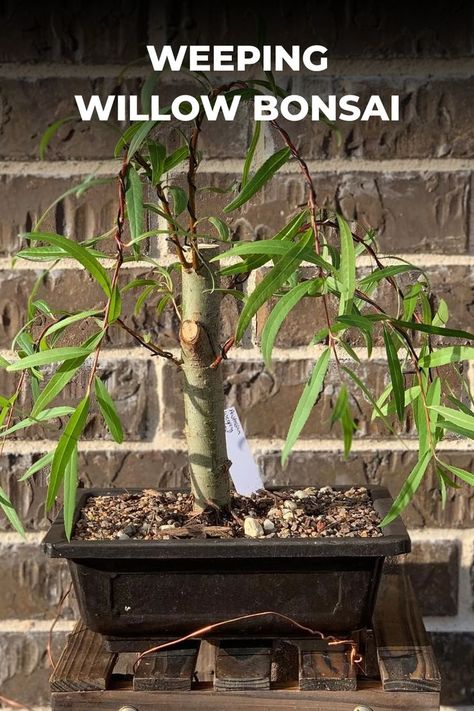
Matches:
[[43, 486, 410, 641]]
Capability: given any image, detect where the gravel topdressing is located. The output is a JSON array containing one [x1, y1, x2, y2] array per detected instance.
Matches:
[[73, 486, 382, 541]]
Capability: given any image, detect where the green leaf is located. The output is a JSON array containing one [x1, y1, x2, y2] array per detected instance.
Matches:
[[39, 116, 76, 159], [94, 376, 124, 444], [429, 406, 474, 439], [359, 264, 422, 289], [224, 147, 291, 212], [7, 347, 91, 372], [219, 211, 308, 277], [31, 356, 88, 418], [337, 215, 356, 307], [163, 145, 189, 173], [383, 326, 405, 421], [419, 346, 474, 369], [340, 401, 356, 459], [25, 233, 111, 296], [432, 298, 449, 328], [235, 230, 313, 342], [390, 319, 474, 341], [63, 446, 78, 540], [149, 142, 167, 185], [108, 285, 122, 324], [217, 239, 333, 272], [342, 366, 399, 438], [40, 309, 103, 346], [0, 407, 75, 438], [127, 120, 158, 161], [261, 282, 313, 369], [242, 121, 261, 187], [46, 396, 90, 511], [167, 186, 188, 217], [0, 486, 25, 537], [282, 348, 331, 465], [125, 166, 144, 241], [207, 217, 230, 241], [439, 461, 474, 487], [19, 451, 54, 482], [380, 386, 421, 417], [380, 450, 432, 526]]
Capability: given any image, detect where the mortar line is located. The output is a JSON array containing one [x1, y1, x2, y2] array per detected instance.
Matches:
[[0, 436, 472, 456], [0, 157, 473, 177], [3, 253, 474, 272]]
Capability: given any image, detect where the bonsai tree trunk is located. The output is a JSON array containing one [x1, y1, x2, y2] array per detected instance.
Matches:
[[179, 247, 231, 510]]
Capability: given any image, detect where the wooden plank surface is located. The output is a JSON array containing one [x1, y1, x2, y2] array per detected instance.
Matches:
[[298, 640, 357, 691], [373, 567, 441, 692], [50, 622, 116, 692], [133, 643, 199, 690], [51, 682, 440, 711], [214, 642, 272, 691]]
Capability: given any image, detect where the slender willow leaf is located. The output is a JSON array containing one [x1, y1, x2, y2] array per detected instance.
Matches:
[[235, 230, 312, 342], [127, 120, 158, 160], [389, 318, 474, 341], [282, 348, 331, 465], [383, 326, 405, 421], [359, 264, 422, 288], [31, 356, 88, 418], [19, 451, 54, 482], [419, 346, 474, 369], [432, 298, 449, 328], [224, 147, 291, 213], [380, 386, 421, 416], [149, 142, 166, 185], [25, 233, 111, 296], [108, 285, 122, 324], [39, 116, 76, 159], [207, 217, 230, 241], [0, 486, 25, 537], [167, 186, 188, 217], [337, 215, 356, 306], [126, 166, 144, 241], [94, 376, 124, 444], [242, 121, 261, 187], [63, 446, 78, 540], [381, 450, 432, 526], [261, 282, 313, 369], [163, 145, 189, 173], [440, 461, 474, 486], [429, 406, 474, 439], [342, 366, 399, 437], [217, 239, 333, 273], [7, 347, 91, 372], [46, 396, 90, 510], [0, 407, 75, 438], [219, 211, 307, 277]]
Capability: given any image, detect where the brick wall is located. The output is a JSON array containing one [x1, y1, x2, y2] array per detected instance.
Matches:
[[0, 2, 473, 708]]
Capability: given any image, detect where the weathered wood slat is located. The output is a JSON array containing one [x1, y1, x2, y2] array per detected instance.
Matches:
[[373, 568, 441, 692], [50, 622, 116, 692], [51, 683, 440, 710], [133, 642, 199, 690], [214, 642, 272, 691], [298, 639, 357, 690]]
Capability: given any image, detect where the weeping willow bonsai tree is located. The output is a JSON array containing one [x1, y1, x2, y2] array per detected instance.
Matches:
[[1, 75, 474, 539]]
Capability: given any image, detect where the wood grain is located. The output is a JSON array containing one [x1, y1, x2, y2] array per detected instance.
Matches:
[[298, 640, 356, 690], [51, 683, 440, 711], [373, 568, 441, 692], [133, 643, 199, 691], [50, 622, 116, 692], [214, 643, 272, 691]]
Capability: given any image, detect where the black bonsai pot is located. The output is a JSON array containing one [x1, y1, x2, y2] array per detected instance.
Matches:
[[43, 486, 410, 643]]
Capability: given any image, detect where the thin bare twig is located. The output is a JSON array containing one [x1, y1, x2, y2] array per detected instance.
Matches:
[[115, 318, 182, 368]]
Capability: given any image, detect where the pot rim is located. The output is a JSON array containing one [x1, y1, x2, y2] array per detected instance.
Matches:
[[42, 485, 410, 559]]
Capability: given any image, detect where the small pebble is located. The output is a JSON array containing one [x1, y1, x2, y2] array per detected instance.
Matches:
[[283, 511, 294, 521], [283, 500, 297, 511], [263, 518, 275, 533], [244, 517, 264, 538]]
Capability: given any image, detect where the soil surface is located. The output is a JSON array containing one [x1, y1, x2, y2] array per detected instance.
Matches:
[[73, 486, 382, 540]]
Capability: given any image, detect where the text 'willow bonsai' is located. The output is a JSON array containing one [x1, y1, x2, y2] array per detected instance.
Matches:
[[1, 76, 474, 538]]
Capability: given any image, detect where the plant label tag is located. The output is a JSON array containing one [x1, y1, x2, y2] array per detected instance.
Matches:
[[224, 407, 264, 496]]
